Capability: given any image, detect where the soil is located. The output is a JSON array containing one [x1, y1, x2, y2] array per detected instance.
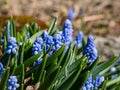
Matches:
[[0, 0, 120, 61]]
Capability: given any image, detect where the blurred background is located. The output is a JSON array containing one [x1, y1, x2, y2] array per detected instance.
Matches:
[[0, 0, 120, 61]]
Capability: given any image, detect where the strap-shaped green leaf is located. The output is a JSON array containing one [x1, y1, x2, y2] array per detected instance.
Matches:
[[48, 17, 57, 35], [14, 52, 42, 75], [39, 67, 61, 90], [107, 75, 120, 87], [57, 56, 87, 79], [0, 68, 10, 90], [92, 56, 119, 78], [98, 78, 108, 90], [25, 30, 42, 51], [33, 54, 48, 84], [47, 45, 65, 66], [57, 65, 82, 90], [70, 70, 90, 90], [18, 43, 25, 65], [10, 16, 16, 37]]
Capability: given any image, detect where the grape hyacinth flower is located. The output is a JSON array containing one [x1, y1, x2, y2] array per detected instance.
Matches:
[[42, 30, 48, 41], [83, 35, 98, 63], [45, 35, 54, 51], [53, 33, 63, 51], [32, 37, 43, 55], [6, 37, 17, 54], [32, 37, 43, 67], [93, 75, 104, 89], [0, 62, 4, 77], [74, 31, 83, 48], [62, 19, 73, 49], [82, 74, 93, 90], [7, 76, 19, 90], [67, 8, 75, 20]]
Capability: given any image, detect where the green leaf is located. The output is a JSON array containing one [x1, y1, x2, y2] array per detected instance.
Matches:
[[29, 31, 42, 44], [47, 45, 65, 66], [14, 52, 42, 75], [20, 64, 24, 84], [25, 30, 42, 51], [107, 75, 120, 87], [39, 67, 61, 90], [92, 56, 119, 78], [48, 17, 57, 35], [70, 71, 90, 90], [57, 65, 82, 90], [3, 36, 7, 53], [57, 56, 87, 79], [99, 78, 108, 90], [0, 68, 10, 90], [33, 54, 48, 84], [88, 56, 99, 71], [18, 43, 25, 64], [10, 16, 16, 37]]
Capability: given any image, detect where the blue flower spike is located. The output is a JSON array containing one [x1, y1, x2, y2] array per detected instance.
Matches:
[[74, 31, 83, 48], [32, 37, 43, 55], [93, 75, 104, 89], [7, 76, 19, 90], [67, 8, 75, 20], [83, 35, 98, 63], [6, 37, 17, 54], [62, 19, 73, 49], [53, 33, 63, 51], [82, 74, 93, 90]]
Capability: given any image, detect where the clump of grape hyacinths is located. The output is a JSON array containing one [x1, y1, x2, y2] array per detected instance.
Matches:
[[93, 75, 104, 89], [0, 62, 4, 77], [7, 76, 19, 90], [74, 31, 83, 48], [6, 37, 17, 54], [82, 74, 93, 90], [83, 35, 98, 63], [62, 19, 73, 50], [67, 8, 75, 20]]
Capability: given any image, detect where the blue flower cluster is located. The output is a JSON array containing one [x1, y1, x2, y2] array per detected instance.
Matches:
[[32, 37, 43, 66], [7, 76, 19, 90], [82, 74, 104, 90], [82, 74, 93, 90], [62, 19, 73, 49], [45, 35, 54, 52], [32, 37, 43, 55], [67, 8, 75, 20], [93, 75, 104, 89], [0, 62, 4, 77], [6, 37, 17, 54], [53, 33, 63, 51], [42, 30, 48, 41], [83, 35, 98, 63], [42, 30, 54, 56], [74, 31, 83, 48]]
